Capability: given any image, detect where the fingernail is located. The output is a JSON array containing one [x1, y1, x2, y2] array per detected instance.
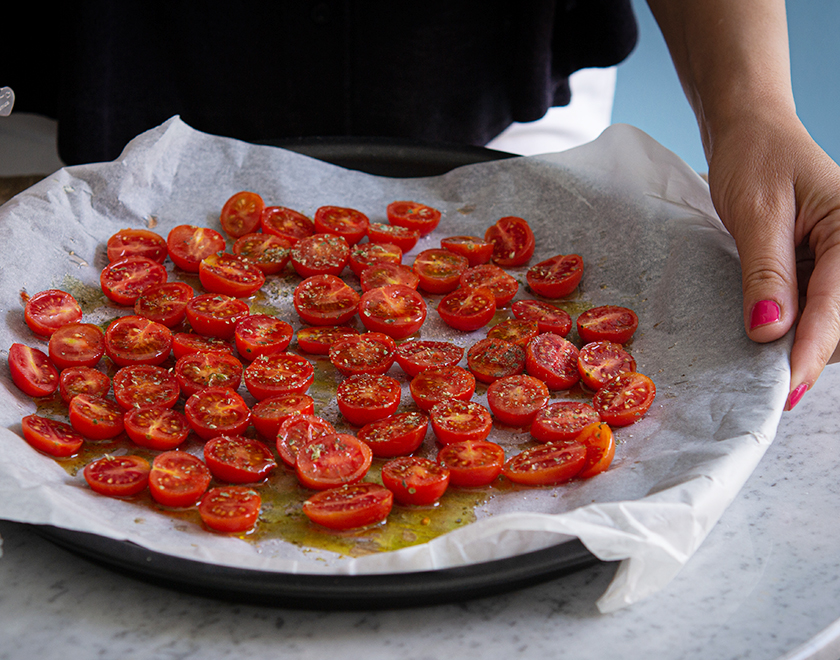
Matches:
[[750, 300, 781, 329], [787, 383, 808, 411]]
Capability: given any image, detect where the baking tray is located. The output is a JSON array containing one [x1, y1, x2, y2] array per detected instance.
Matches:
[[33, 137, 602, 609]]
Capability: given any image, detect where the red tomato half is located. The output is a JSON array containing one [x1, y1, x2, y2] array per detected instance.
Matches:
[[486, 319, 539, 347], [502, 440, 587, 486], [394, 340, 464, 378], [232, 233, 292, 275], [413, 249, 469, 294], [459, 264, 519, 306], [84, 454, 151, 497], [577, 340, 637, 390], [48, 323, 105, 369], [358, 284, 427, 339], [251, 393, 315, 439], [290, 233, 350, 278], [436, 439, 505, 488], [524, 333, 580, 390], [526, 254, 584, 298], [592, 372, 656, 427], [314, 206, 370, 246], [106, 228, 167, 263], [430, 399, 493, 445], [203, 435, 277, 483], [575, 422, 616, 479], [409, 365, 476, 412], [303, 482, 393, 530], [166, 225, 226, 273], [104, 316, 172, 367], [530, 401, 601, 443], [328, 332, 396, 376], [440, 235, 494, 267], [295, 325, 360, 355], [336, 373, 402, 426], [199, 486, 262, 533], [511, 299, 572, 336], [260, 206, 315, 244], [295, 433, 373, 490], [171, 332, 234, 359], [437, 286, 497, 332], [113, 364, 180, 409], [485, 216, 535, 267], [21, 414, 85, 457], [234, 314, 293, 361], [293, 274, 360, 326], [134, 282, 195, 328], [276, 414, 335, 468], [357, 411, 428, 457], [486, 374, 550, 427], [184, 387, 251, 440], [576, 305, 639, 344], [348, 242, 402, 277], [386, 200, 441, 236], [58, 366, 111, 404], [100, 256, 168, 305], [220, 191, 265, 238], [243, 352, 315, 400], [199, 252, 266, 298], [149, 451, 212, 508], [381, 456, 450, 506], [8, 343, 59, 397], [185, 293, 250, 339], [359, 263, 420, 292], [24, 289, 82, 336], [68, 394, 125, 440], [367, 223, 420, 252], [466, 337, 525, 384], [124, 406, 191, 450]]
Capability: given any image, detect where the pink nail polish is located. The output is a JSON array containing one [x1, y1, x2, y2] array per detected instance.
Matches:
[[787, 383, 808, 410], [750, 300, 781, 329]]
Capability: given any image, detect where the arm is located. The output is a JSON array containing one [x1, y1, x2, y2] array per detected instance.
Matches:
[[648, 0, 840, 409]]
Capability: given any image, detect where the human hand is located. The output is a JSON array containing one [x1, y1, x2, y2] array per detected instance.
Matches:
[[706, 109, 840, 410]]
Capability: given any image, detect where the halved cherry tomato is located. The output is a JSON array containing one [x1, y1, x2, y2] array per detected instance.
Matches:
[[166, 224, 226, 273], [409, 365, 476, 412], [413, 248, 469, 294], [251, 393, 315, 439], [124, 406, 191, 450], [185, 293, 250, 339], [577, 340, 636, 390], [21, 414, 85, 457], [577, 305, 639, 344], [367, 222, 420, 252], [113, 364, 180, 409], [134, 282, 195, 327], [276, 414, 335, 468], [530, 401, 601, 443], [440, 235, 494, 267], [302, 482, 393, 530], [386, 200, 441, 236], [485, 216, 535, 267], [48, 322, 105, 369], [260, 206, 315, 244], [357, 411, 428, 457], [199, 486, 262, 533], [295, 325, 360, 355], [348, 242, 402, 277], [220, 191, 265, 238], [106, 228, 168, 263], [24, 289, 82, 336], [243, 352, 315, 400], [592, 372, 656, 427], [84, 454, 151, 497], [575, 421, 616, 479], [293, 274, 360, 326], [437, 440, 506, 488], [100, 256, 168, 305], [486, 319, 539, 347], [199, 252, 266, 298], [149, 451, 212, 508], [336, 373, 401, 426], [358, 284, 427, 339], [232, 232, 293, 275], [58, 366, 111, 404], [104, 315, 172, 367], [328, 332, 396, 376], [8, 343, 59, 397], [295, 433, 373, 490], [290, 233, 350, 278], [68, 393, 125, 440], [511, 299, 573, 336], [359, 263, 420, 292], [486, 374, 550, 427], [429, 399, 493, 445], [524, 333, 580, 390], [314, 206, 370, 246], [171, 332, 234, 359], [203, 435, 277, 483], [526, 254, 584, 298], [502, 440, 587, 486], [184, 387, 251, 441], [459, 264, 518, 306], [437, 286, 497, 332], [394, 339, 464, 378], [466, 337, 526, 384], [234, 314, 293, 360], [381, 456, 450, 505]]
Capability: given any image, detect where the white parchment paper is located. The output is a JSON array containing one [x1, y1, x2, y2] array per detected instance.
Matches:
[[0, 117, 790, 612]]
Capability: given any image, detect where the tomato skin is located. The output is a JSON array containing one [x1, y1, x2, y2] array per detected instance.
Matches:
[[387, 201, 442, 236], [576, 305, 639, 344], [84, 454, 151, 497], [394, 340, 464, 378], [100, 256, 168, 305], [68, 394, 125, 440], [413, 248, 469, 294], [502, 440, 587, 486], [220, 191, 265, 238], [21, 414, 85, 457], [199, 486, 262, 533], [293, 274, 360, 327], [166, 224, 226, 273], [313, 206, 370, 246], [430, 399, 493, 445], [328, 332, 396, 376], [575, 422, 616, 479], [358, 284, 427, 339], [439, 235, 494, 267], [530, 401, 602, 443], [409, 365, 476, 412], [357, 411, 429, 457], [295, 433, 373, 490], [336, 373, 402, 426], [234, 314, 293, 361], [485, 216, 535, 267], [437, 286, 497, 332], [459, 264, 519, 306], [436, 439, 506, 488], [260, 206, 315, 244], [149, 451, 212, 508], [47, 323, 105, 369], [243, 352, 315, 400], [113, 364, 180, 409], [8, 343, 59, 397], [203, 435, 277, 483], [577, 340, 637, 390], [276, 414, 335, 468], [524, 333, 580, 390], [134, 282, 195, 328], [290, 233, 350, 278], [104, 315, 173, 367], [349, 242, 402, 277], [486, 374, 550, 427], [381, 456, 450, 506], [58, 366, 111, 404], [466, 337, 526, 384], [367, 222, 420, 252], [526, 254, 584, 298], [295, 325, 359, 355], [184, 387, 251, 441], [198, 252, 266, 298], [107, 228, 168, 263], [232, 232, 292, 275], [24, 289, 83, 336], [124, 406, 191, 450], [303, 482, 393, 530], [251, 393, 315, 439], [185, 293, 250, 339], [360, 263, 420, 292], [592, 372, 656, 427], [511, 299, 572, 336]]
